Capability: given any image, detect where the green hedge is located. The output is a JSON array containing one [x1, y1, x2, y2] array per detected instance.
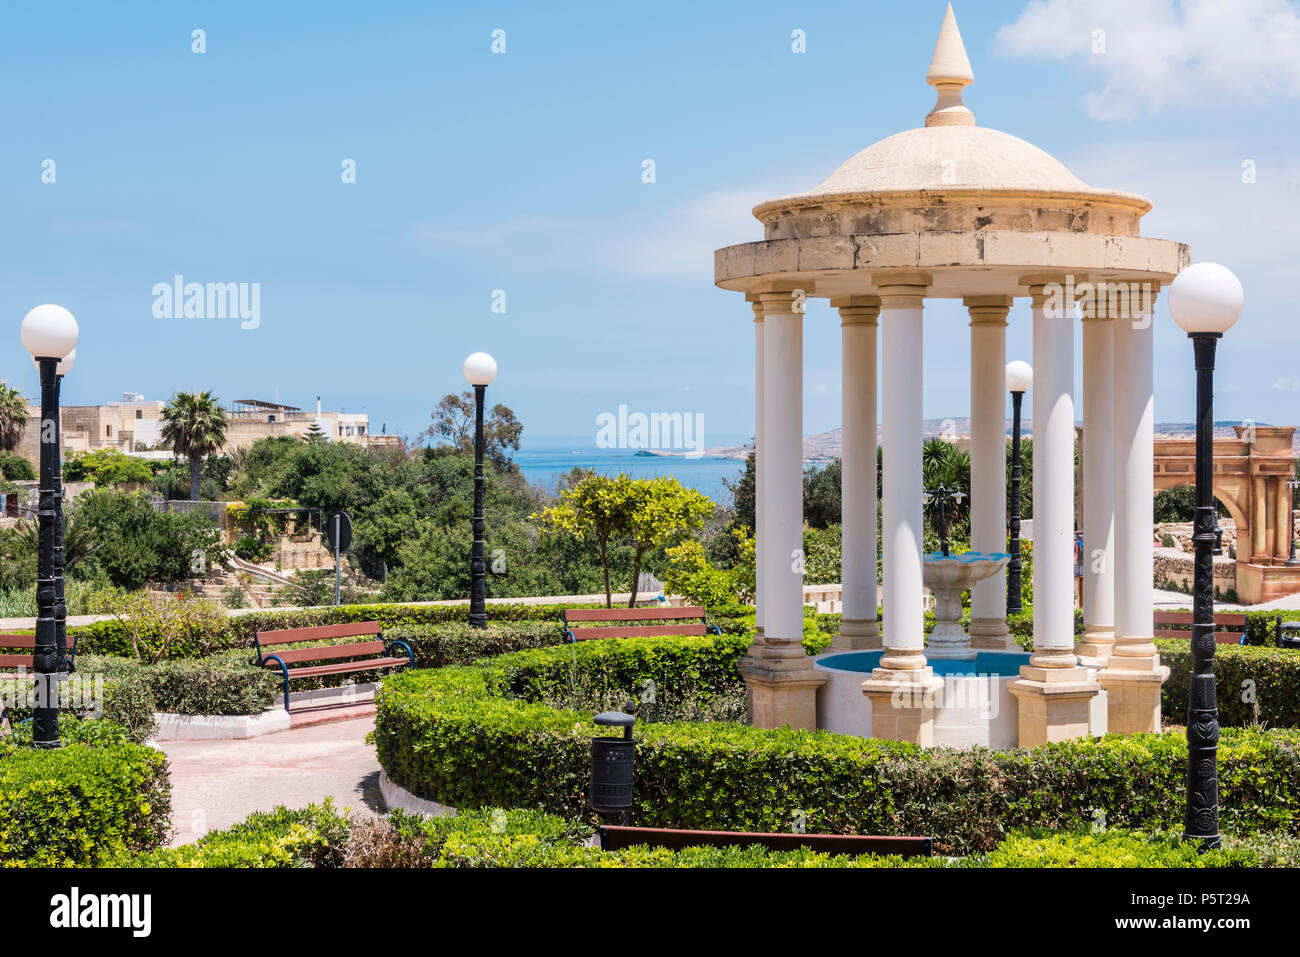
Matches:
[[0, 721, 171, 865], [76, 651, 280, 722], [134, 803, 1261, 868], [374, 635, 1300, 855], [1156, 638, 1300, 728], [67, 600, 711, 659]]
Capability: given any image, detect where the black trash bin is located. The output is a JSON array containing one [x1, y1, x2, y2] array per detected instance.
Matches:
[[589, 703, 636, 823], [1277, 619, 1300, 650]]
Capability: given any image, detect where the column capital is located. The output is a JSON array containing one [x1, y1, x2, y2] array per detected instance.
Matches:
[[832, 295, 881, 325], [874, 271, 931, 308], [746, 292, 764, 322], [964, 295, 1013, 325], [751, 281, 813, 317]]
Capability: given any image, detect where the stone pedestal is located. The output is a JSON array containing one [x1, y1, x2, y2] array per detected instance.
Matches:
[[860, 668, 945, 745], [832, 617, 881, 651], [969, 616, 1016, 650], [1096, 662, 1170, 734], [1075, 625, 1116, 662], [738, 657, 827, 730], [1008, 662, 1100, 747]]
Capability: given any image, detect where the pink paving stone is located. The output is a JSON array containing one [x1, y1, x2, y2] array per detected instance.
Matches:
[[159, 714, 381, 847]]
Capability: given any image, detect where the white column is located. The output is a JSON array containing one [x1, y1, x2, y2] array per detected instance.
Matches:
[[758, 286, 805, 651], [1109, 288, 1159, 670], [1079, 310, 1116, 660], [877, 278, 929, 672], [1097, 284, 1168, 735], [965, 296, 1013, 648], [1028, 283, 1076, 668], [833, 296, 880, 650], [750, 295, 765, 638]]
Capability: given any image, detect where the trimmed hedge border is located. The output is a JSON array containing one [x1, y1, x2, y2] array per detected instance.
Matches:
[[374, 635, 1300, 855], [0, 722, 171, 866], [64, 601, 780, 660], [1156, 638, 1300, 729], [131, 802, 1264, 868]]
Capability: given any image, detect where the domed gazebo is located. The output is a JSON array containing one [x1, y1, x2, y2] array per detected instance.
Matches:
[[715, 5, 1189, 746]]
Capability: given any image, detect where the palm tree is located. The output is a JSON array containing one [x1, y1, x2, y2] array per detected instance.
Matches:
[[161, 391, 228, 501], [0, 382, 30, 453], [922, 438, 972, 546]]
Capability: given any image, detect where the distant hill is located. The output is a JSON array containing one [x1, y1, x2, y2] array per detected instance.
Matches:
[[647, 419, 1291, 462]]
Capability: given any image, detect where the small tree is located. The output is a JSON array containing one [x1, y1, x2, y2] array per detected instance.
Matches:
[[623, 476, 712, 606], [536, 473, 636, 608], [426, 391, 522, 466]]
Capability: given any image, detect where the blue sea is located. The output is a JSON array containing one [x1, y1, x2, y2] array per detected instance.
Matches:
[[515, 435, 751, 505]]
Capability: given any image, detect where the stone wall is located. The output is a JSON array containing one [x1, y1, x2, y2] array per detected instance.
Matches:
[[1153, 546, 1237, 598]]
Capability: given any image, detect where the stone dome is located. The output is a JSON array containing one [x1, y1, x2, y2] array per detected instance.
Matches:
[[814, 125, 1088, 195]]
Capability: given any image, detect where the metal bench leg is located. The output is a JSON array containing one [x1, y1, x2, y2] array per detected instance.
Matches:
[[263, 655, 291, 713]]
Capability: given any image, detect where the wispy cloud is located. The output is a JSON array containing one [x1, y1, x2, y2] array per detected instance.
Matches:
[[997, 0, 1300, 120]]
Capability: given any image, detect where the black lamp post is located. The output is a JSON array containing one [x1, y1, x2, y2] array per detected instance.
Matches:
[[20, 306, 79, 749], [1168, 261, 1244, 851], [463, 352, 498, 629], [922, 487, 965, 556], [1005, 360, 1033, 617]]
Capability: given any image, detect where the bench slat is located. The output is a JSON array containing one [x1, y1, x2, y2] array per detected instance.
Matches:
[[598, 826, 932, 858], [570, 623, 707, 641], [0, 635, 36, 649], [274, 657, 410, 679], [564, 606, 706, 623], [0, 654, 33, 668], [1153, 611, 1247, 627], [263, 641, 386, 665], [256, 621, 383, 646]]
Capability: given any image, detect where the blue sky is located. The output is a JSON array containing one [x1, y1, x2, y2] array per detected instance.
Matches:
[[3, 0, 1298, 446]]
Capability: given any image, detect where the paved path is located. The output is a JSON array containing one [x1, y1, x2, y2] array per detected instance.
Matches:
[[159, 715, 383, 847]]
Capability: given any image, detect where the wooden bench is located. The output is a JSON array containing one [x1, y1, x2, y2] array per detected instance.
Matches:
[[0, 632, 78, 673], [253, 621, 414, 712], [562, 605, 721, 643], [0, 633, 79, 724], [1153, 611, 1246, 645], [596, 825, 933, 859]]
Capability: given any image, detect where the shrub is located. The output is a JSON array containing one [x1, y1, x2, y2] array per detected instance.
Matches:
[[131, 801, 349, 868], [93, 591, 229, 663], [966, 827, 1256, 868], [384, 621, 565, 669], [374, 636, 1300, 855], [234, 535, 272, 562], [1157, 638, 1300, 728], [78, 651, 279, 718], [140, 803, 1261, 869], [0, 733, 171, 865]]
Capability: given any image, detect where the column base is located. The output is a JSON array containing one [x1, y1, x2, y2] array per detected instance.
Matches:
[[1008, 664, 1101, 748], [969, 616, 1016, 651], [737, 655, 827, 730], [1095, 661, 1170, 735], [831, 617, 881, 651], [1075, 625, 1116, 663], [860, 667, 945, 745]]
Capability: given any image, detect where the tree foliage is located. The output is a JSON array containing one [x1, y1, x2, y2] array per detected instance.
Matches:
[[161, 391, 228, 501]]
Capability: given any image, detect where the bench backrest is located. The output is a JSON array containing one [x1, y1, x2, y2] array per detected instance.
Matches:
[[254, 621, 385, 665], [0, 632, 78, 669], [564, 606, 708, 641], [597, 825, 932, 858], [1153, 611, 1246, 644]]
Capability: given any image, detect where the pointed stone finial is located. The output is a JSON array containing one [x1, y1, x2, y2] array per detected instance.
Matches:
[[926, 4, 975, 127]]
